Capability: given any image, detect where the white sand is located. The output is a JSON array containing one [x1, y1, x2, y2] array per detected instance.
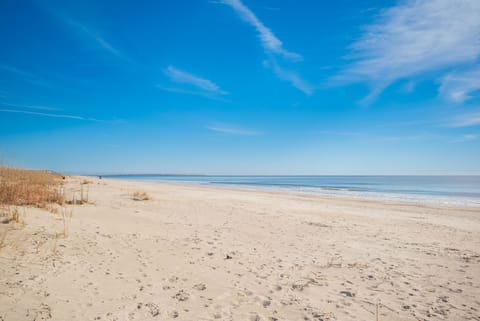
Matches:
[[1, 176, 479, 321]]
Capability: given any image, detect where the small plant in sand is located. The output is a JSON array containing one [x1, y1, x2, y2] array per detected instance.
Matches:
[[56, 205, 73, 238], [65, 184, 90, 205], [0, 226, 8, 250], [81, 184, 89, 203], [0, 207, 19, 224], [132, 191, 150, 201], [10, 207, 20, 223]]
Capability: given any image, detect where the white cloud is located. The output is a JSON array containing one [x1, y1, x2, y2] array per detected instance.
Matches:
[[450, 133, 480, 142], [218, 0, 313, 94], [0, 109, 100, 121], [0, 102, 62, 111], [220, 0, 301, 61], [336, 0, 480, 101], [0, 64, 53, 88], [0, 64, 37, 79], [439, 66, 480, 102], [316, 130, 365, 137], [461, 134, 480, 141], [263, 60, 313, 95], [448, 111, 480, 127], [164, 66, 228, 95], [58, 15, 132, 63], [206, 123, 261, 135]]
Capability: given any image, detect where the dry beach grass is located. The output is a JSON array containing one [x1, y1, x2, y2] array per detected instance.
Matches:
[[0, 166, 64, 222], [0, 166, 64, 206]]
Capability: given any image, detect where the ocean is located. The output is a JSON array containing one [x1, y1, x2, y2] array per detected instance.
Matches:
[[106, 175, 480, 207]]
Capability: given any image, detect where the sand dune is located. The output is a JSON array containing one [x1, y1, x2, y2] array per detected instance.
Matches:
[[1, 176, 479, 321]]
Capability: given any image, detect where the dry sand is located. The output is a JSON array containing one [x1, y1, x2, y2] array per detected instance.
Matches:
[[1, 176, 479, 321]]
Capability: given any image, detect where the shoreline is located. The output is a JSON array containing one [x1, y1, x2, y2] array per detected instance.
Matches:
[[105, 176, 480, 210], [1, 175, 479, 320]]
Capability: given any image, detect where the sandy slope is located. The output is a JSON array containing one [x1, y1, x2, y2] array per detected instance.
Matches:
[[0, 176, 479, 321]]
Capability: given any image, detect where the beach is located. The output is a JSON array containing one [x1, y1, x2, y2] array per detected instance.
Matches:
[[1, 176, 479, 321]]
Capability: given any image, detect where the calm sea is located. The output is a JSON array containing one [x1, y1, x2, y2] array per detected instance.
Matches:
[[107, 175, 480, 207]]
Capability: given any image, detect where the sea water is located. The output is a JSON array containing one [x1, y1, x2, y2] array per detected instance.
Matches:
[[107, 175, 480, 208]]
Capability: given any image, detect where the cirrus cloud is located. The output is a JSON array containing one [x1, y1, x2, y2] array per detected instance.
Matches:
[[219, 0, 302, 61], [439, 66, 480, 103], [335, 0, 480, 103], [164, 66, 228, 95], [206, 122, 261, 136], [216, 0, 313, 94]]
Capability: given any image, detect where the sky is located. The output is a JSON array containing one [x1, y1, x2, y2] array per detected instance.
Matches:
[[0, 0, 480, 175]]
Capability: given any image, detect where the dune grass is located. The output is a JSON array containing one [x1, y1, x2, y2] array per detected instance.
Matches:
[[0, 166, 64, 218]]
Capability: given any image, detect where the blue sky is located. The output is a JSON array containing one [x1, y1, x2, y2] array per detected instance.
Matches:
[[1, 0, 479, 175]]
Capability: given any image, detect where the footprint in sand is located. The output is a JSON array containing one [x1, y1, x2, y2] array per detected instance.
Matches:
[[193, 283, 207, 291], [145, 303, 160, 317], [173, 290, 189, 301], [168, 310, 179, 318], [33, 304, 52, 320]]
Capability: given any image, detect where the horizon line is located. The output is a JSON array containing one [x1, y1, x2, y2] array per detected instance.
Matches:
[[77, 173, 480, 177]]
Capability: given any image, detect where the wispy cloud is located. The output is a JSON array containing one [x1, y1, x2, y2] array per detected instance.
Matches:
[[162, 66, 228, 97], [217, 0, 313, 94], [335, 0, 480, 102], [0, 102, 62, 111], [0, 108, 101, 121], [448, 111, 480, 128], [439, 66, 480, 102], [0, 64, 37, 79], [376, 110, 480, 129], [219, 0, 301, 61], [206, 123, 261, 136], [448, 133, 480, 143], [316, 129, 440, 142], [316, 130, 365, 137], [457, 134, 480, 142], [57, 15, 132, 63], [263, 59, 314, 95], [156, 85, 229, 102], [0, 64, 53, 88], [378, 133, 442, 142]]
